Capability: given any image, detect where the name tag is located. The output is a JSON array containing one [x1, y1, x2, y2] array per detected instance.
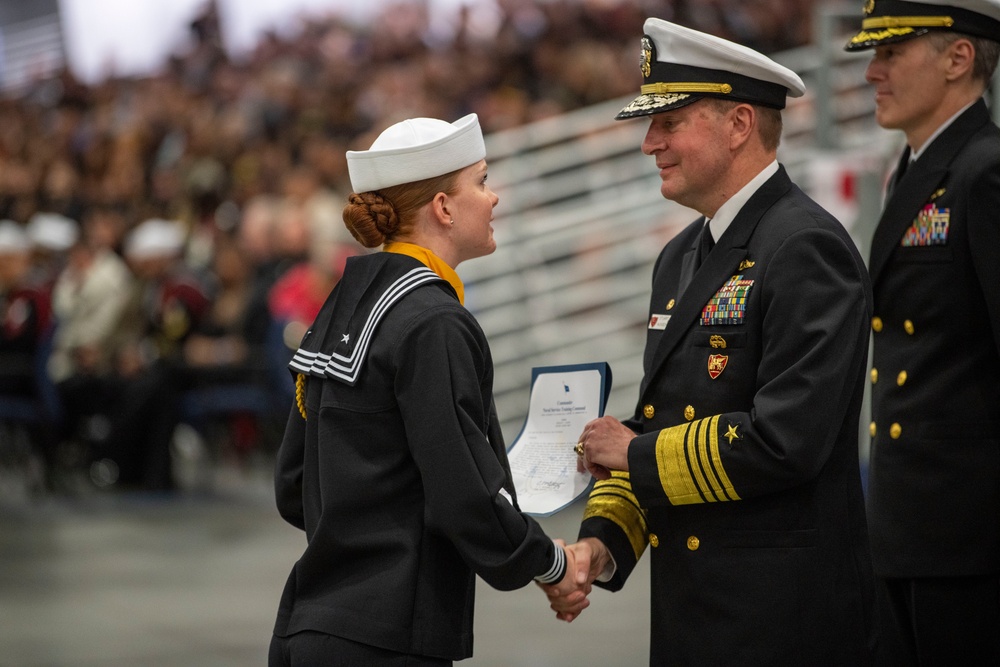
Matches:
[[649, 314, 670, 330]]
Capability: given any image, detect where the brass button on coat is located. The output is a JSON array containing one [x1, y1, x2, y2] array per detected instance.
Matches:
[[870, 422, 877, 438], [904, 320, 915, 335], [897, 370, 908, 386], [684, 405, 695, 421], [871, 317, 883, 332], [643, 404, 655, 419], [890, 423, 902, 439], [686, 536, 700, 551], [870, 368, 878, 384], [649, 533, 659, 548]]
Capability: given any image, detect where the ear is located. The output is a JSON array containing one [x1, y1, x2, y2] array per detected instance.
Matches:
[[729, 103, 756, 150], [944, 38, 976, 82], [429, 192, 453, 230]]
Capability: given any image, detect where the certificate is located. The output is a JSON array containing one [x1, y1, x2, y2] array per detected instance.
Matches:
[[507, 362, 612, 516]]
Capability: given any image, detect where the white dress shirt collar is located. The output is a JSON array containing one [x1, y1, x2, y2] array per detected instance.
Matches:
[[705, 160, 779, 242], [909, 99, 977, 163]]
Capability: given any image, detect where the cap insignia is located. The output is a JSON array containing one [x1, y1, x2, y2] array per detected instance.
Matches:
[[864, 0, 875, 17], [640, 36, 653, 78]]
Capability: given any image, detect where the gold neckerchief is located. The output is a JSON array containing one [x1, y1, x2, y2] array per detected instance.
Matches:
[[383, 241, 465, 305]]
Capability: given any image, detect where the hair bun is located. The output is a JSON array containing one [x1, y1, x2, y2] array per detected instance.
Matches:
[[343, 192, 398, 248]]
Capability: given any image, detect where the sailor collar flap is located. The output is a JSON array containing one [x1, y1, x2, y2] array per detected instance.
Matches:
[[288, 254, 446, 386]]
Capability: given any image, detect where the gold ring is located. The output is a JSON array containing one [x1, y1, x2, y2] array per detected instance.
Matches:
[[574, 442, 585, 457]]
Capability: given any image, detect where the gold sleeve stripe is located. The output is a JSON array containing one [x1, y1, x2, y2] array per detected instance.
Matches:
[[655, 416, 741, 505], [583, 473, 648, 560], [688, 418, 718, 501], [656, 422, 703, 502], [705, 417, 739, 501]]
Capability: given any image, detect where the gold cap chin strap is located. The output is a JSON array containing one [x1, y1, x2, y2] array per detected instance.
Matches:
[[640, 82, 733, 95], [861, 15, 954, 29]]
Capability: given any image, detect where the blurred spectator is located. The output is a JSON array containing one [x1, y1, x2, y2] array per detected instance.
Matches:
[[0, 221, 51, 398], [89, 219, 209, 491], [48, 211, 133, 467], [0, 220, 56, 483], [182, 234, 279, 457], [267, 232, 362, 352], [25, 212, 79, 289]]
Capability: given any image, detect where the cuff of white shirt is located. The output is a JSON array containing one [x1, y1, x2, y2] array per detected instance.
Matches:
[[595, 552, 617, 583]]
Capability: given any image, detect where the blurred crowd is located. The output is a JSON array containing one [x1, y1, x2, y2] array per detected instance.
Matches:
[[0, 0, 816, 494]]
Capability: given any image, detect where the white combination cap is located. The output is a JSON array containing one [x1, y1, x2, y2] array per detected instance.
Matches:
[[617, 18, 806, 120], [124, 218, 185, 259], [346, 113, 486, 193], [26, 212, 79, 251], [0, 219, 31, 253]]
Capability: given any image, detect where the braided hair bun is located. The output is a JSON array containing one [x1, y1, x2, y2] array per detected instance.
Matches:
[[343, 192, 399, 248]]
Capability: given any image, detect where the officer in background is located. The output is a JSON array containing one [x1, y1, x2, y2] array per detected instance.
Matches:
[[544, 18, 877, 665], [846, 1, 1000, 663]]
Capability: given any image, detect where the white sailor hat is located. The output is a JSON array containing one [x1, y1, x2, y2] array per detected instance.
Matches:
[[346, 113, 486, 193], [616, 18, 806, 120], [26, 212, 79, 251], [124, 218, 185, 259], [846, 0, 1000, 50], [0, 220, 31, 254]]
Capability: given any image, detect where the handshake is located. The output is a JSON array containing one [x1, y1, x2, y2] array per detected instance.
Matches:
[[536, 415, 635, 621], [538, 537, 613, 622]]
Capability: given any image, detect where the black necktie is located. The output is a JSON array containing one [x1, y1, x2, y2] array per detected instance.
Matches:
[[697, 222, 715, 267], [887, 148, 911, 200]]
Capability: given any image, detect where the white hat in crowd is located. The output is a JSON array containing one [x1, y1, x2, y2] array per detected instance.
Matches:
[[846, 0, 1000, 51], [26, 212, 79, 251], [0, 219, 31, 254], [616, 18, 806, 120], [346, 113, 486, 193], [124, 218, 186, 259]]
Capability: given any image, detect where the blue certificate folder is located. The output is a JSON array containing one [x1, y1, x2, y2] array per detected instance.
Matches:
[[506, 362, 613, 516]]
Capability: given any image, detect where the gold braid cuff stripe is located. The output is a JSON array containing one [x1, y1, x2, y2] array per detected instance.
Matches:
[[583, 472, 648, 560], [655, 416, 740, 505]]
